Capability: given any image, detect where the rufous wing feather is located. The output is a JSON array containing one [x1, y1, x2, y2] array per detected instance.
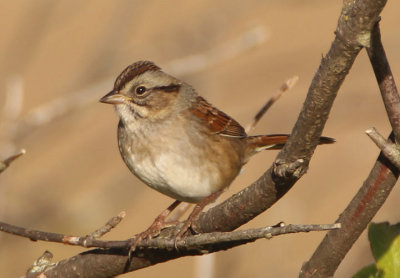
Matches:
[[190, 96, 247, 138]]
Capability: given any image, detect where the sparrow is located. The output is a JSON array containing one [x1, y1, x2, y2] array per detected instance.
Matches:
[[100, 61, 334, 245]]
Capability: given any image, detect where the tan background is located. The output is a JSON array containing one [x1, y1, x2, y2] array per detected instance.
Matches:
[[0, 1, 399, 277]]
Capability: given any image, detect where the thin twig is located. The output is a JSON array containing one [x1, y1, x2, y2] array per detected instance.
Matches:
[[88, 211, 126, 239], [245, 75, 299, 133], [0, 149, 26, 174], [143, 223, 341, 251], [366, 127, 400, 169], [24, 224, 339, 278], [0, 219, 339, 250]]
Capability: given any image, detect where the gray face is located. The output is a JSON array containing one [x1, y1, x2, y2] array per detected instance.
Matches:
[[111, 70, 183, 122], [100, 61, 198, 125]]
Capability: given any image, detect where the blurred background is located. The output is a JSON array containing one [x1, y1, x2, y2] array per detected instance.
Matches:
[[0, 1, 399, 277]]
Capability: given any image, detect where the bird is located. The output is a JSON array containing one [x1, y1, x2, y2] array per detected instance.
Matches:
[[100, 60, 334, 247]]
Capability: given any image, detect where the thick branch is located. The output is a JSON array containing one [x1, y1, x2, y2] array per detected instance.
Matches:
[[195, 0, 386, 234], [300, 22, 399, 278]]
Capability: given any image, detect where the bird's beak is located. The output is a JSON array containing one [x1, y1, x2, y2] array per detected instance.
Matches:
[[99, 90, 128, 105]]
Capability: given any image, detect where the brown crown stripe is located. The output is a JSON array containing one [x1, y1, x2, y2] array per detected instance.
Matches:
[[114, 61, 161, 91]]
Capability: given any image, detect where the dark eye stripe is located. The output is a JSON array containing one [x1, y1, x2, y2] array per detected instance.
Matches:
[[153, 84, 181, 92]]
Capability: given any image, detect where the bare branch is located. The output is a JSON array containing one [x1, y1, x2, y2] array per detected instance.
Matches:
[[0, 218, 339, 251], [88, 211, 126, 239], [300, 133, 399, 278], [366, 21, 400, 142], [366, 127, 400, 169], [245, 75, 298, 133], [0, 149, 25, 174], [140, 223, 341, 251], [18, 222, 338, 277]]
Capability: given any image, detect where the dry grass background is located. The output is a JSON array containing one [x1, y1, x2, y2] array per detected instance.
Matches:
[[0, 1, 399, 277]]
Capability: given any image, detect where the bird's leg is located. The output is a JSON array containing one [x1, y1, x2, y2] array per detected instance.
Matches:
[[130, 200, 181, 252], [175, 190, 223, 246]]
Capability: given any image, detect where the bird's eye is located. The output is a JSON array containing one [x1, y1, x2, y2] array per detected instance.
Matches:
[[135, 86, 147, 95]]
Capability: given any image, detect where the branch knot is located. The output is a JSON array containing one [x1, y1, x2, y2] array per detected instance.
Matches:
[[273, 158, 307, 179]]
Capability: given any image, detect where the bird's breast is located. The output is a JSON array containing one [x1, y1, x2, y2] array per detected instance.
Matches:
[[117, 119, 243, 203]]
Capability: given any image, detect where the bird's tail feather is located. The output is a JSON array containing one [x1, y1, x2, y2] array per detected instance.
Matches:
[[246, 134, 335, 153]]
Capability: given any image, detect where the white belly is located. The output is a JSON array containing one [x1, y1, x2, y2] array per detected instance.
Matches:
[[117, 118, 241, 203], [126, 150, 218, 203]]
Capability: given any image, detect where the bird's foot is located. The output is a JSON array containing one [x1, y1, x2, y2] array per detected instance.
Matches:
[[130, 218, 177, 253], [173, 190, 223, 249], [173, 213, 198, 249], [129, 200, 181, 255]]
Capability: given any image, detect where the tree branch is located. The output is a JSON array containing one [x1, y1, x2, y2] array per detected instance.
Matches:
[[366, 127, 400, 169], [88, 211, 126, 239], [300, 21, 399, 278], [366, 21, 400, 141], [0, 219, 339, 251], [21, 222, 338, 277], [300, 133, 399, 278]]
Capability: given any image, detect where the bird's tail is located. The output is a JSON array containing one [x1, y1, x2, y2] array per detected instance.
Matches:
[[245, 134, 335, 154]]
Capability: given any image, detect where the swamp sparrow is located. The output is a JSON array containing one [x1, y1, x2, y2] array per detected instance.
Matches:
[[100, 61, 334, 244]]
